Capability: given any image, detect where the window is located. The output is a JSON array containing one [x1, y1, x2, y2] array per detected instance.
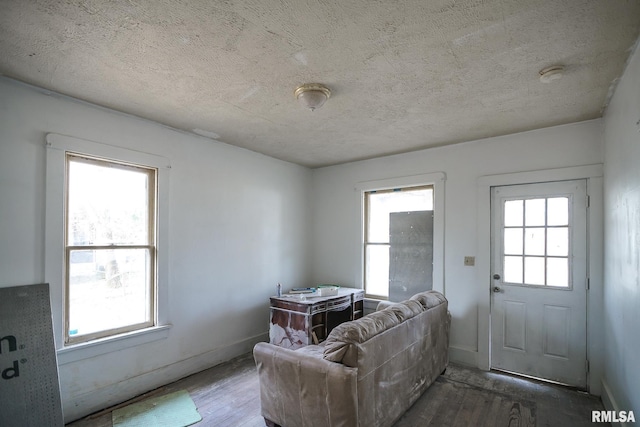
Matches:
[[364, 186, 434, 300], [46, 133, 170, 358], [65, 154, 157, 344], [502, 196, 571, 287]]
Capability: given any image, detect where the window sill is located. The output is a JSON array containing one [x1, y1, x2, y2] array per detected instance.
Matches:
[[364, 297, 385, 314], [56, 324, 172, 365]]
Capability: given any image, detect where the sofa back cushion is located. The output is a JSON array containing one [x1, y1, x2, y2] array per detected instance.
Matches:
[[323, 299, 424, 366], [410, 290, 447, 309]]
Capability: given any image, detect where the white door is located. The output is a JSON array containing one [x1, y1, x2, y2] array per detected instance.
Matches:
[[490, 180, 588, 388]]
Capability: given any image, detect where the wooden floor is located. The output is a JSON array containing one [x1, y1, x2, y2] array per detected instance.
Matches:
[[67, 352, 606, 427]]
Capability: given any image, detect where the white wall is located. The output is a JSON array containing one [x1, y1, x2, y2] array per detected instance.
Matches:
[[311, 119, 603, 373], [1, 66, 625, 420], [602, 39, 640, 417], [0, 78, 312, 422]]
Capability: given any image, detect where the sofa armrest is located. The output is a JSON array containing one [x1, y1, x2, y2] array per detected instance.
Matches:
[[253, 342, 358, 427]]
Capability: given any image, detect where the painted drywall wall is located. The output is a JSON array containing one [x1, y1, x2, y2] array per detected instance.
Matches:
[[0, 78, 311, 422], [310, 119, 603, 369], [602, 40, 640, 416]]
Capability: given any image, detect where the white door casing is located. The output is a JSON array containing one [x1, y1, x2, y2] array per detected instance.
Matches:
[[490, 179, 588, 388]]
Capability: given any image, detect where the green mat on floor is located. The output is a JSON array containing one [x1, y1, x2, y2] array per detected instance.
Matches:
[[112, 390, 202, 427]]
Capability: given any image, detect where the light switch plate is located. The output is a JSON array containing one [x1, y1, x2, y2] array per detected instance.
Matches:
[[464, 256, 475, 266]]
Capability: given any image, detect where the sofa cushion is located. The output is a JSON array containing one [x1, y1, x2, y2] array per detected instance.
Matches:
[[375, 300, 397, 311], [323, 300, 424, 366], [323, 309, 397, 364], [410, 290, 447, 309], [388, 299, 424, 321]]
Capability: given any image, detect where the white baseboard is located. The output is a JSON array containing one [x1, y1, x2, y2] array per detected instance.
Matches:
[[601, 378, 619, 412], [601, 379, 622, 426], [600, 378, 632, 427], [448, 345, 478, 368], [63, 332, 267, 423]]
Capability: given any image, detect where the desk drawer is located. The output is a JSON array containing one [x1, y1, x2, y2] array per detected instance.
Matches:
[[327, 296, 351, 311]]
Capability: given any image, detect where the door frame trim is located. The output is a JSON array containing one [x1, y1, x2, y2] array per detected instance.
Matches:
[[476, 164, 604, 393]]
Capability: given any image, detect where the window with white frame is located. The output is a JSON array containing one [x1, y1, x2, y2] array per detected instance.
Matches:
[[65, 153, 157, 344], [46, 133, 169, 356], [364, 185, 434, 300]]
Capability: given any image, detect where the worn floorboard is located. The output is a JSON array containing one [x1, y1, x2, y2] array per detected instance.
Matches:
[[67, 352, 606, 427]]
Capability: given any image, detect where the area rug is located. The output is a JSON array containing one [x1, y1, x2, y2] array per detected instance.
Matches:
[[112, 390, 202, 427], [395, 377, 537, 427]]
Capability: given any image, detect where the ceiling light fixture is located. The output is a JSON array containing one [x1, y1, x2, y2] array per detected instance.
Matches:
[[294, 83, 331, 111], [539, 65, 564, 83]]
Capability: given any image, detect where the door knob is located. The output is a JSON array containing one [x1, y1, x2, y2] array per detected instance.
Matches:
[[493, 273, 501, 280], [493, 286, 501, 293]]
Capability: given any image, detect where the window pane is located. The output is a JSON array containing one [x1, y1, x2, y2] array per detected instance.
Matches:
[[524, 227, 545, 256], [365, 186, 434, 298], [547, 227, 569, 256], [504, 228, 523, 255], [504, 256, 523, 283], [68, 159, 150, 246], [524, 256, 545, 285], [68, 248, 152, 337], [367, 188, 433, 243], [365, 245, 390, 297], [504, 200, 523, 227], [547, 197, 569, 226], [525, 199, 546, 226], [547, 258, 569, 287]]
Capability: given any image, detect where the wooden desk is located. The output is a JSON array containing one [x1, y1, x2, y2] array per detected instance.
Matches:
[[269, 288, 364, 349]]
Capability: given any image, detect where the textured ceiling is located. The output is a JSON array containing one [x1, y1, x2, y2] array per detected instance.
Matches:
[[1, 1, 639, 168]]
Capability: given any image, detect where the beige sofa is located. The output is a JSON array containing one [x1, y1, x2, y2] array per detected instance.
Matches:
[[253, 290, 450, 427]]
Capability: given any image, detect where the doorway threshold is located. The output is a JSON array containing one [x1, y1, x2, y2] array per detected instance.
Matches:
[[490, 367, 588, 393]]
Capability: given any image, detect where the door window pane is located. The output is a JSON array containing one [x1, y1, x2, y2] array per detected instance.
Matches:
[[504, 256, 523, 283], [524, 228, 545, 256], [504, 200, 523, 226], [547, 258, 569, 287], [547, 228, 569, 256], [524, 257, 545, 285], [547, 197, 569, 226], [504, 228, 523, 255], [525, 199, 546, 226]]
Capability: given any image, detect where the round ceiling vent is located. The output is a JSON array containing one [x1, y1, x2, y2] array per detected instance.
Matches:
[[539, 66, 564, 83]]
